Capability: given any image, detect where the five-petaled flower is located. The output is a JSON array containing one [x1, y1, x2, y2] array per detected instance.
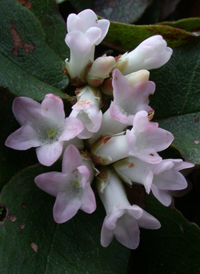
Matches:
[[114, 157, 194, 206], [35, 144, 96, 223], [5, 94, 84, 166], [96, 168, 160, 249]]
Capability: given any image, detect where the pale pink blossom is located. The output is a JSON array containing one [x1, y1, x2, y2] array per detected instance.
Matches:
[[65, 9, 110, 79], [114, 157, 194, 206], [35, 145, 96, 223], [67, 9, 110, 44], [91, 111, 174, 165], [5, 94, 84, 166], [110, 69, 155, 125], [90, 69, 154, 143], [70, 86, 102, 139], [96, 169, 160, 249], [115, 35, 172, 75], [65, 30, 101, 79], [127, 110, 174, 164]]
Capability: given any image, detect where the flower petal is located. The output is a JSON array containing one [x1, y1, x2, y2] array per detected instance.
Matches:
[[41, 94, 65, 123], [12, 96, 41, 125], [85, 27, 102, 46], [62, 144, 82, 174], [59, 117, 84, 142], [53, 191, 82, 223], [5, 124, 42, 150], [151, 185, 172, 206], [101, 222, 115, 247], [80, 184, 96, 213], [95, 19, 110, 44], [114, 213, 140, 249], [153, 169, 188, 190], [67, 13, 83, 32], [36, 141, 63, 166], [35, 172, 68, 196], [137, 210, 161, 229], [77, 9, 98, 32]]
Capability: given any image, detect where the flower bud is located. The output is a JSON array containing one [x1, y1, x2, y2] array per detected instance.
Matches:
[[125, 69, 150, 85], [86, 56, 116, 87]]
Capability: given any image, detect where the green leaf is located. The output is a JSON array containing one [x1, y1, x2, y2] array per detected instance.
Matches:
[[159, 17, 200, 33], [0, 164, 130, 274], [131, 195, 200, 274], [150, 38, 200, 119], [157, 113, 200, 164], [0, 0, 70, 101], [103, 21, 198, 51], [27, 0, 69, 60]]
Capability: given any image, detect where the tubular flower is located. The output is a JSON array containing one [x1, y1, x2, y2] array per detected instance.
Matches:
[[110, 68, 155, 125], [115, 35, 173, 75], [65, 9, 110, 79], [5, 94, 84, 166], [91, 111, 174, 165], [96, 168, 161, 249], [70, 86, 102, 139], [126, 110, 174, 164], [90, 69, 154, 143], [113, 157, 194, 206], [35, 145, 96, 223]]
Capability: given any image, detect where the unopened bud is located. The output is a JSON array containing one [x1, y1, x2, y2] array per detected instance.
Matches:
[[125, 70, 150, 85], [87, 56, 115, 87]]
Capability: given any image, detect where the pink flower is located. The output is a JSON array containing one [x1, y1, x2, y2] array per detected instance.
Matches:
[[127, 110, 174, 164], [90, 69, 154, 143], [5, 94, 84, 166], [91, 111, 174, 165], [110, 69, 155, 125], [35, 145, 96, 223], [114, 157, 194, 206], [96, 168, 160, 249]]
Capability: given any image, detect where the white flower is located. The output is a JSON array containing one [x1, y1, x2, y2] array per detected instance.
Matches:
[[65, 9, 110, 79], [115, 35, 172, 75], [5, 94, 84, 166], [96, 168, 160, 249]]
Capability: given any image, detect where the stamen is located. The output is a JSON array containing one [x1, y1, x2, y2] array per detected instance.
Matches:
[[47, 128, 57, 139]]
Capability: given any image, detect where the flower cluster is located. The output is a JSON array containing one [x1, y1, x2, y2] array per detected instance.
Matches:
[[5, 9, 194, 250]]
